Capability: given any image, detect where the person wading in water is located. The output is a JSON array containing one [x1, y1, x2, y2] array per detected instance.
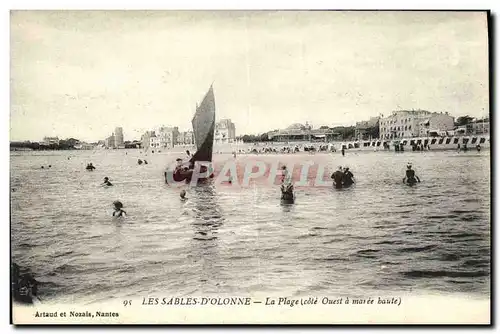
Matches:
[[342, 167, 355, 188], [403, 164, 421, 186], [331, 166, 344, 189], [112, 201, 127, 217], [280, 166, 294, 202]]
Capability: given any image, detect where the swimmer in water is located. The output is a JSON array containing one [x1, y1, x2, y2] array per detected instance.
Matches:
[[101, 177, 113, 187], [86, 163, 96, 171], [112, 201, 126, 217], [403, 164, 421, 185], [342, 167, 355, 187], [331, 166, 344, 189], [180, 190, 187, 200], [280, 166, 288, 184]]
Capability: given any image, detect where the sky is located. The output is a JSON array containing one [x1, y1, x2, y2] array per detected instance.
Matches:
[[10, 10, 489, 142]]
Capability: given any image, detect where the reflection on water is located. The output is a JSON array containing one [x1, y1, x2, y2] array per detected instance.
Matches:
[[191, 185, 224, 241], [10, 149, 490, 303]]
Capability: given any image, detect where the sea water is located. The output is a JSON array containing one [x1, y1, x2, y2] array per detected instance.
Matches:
[[10, 149, 490, 305]]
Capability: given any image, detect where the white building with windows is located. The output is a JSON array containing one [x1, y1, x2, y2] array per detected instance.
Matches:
[[149, 134, 160, 148], [178, 130, 195, 145], [379, 110, 455, 139], [215, 119, 236, 143], [148, 126, 179, 149]]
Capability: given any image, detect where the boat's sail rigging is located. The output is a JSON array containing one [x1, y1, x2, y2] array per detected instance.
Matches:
[[190, 85, 216, 163]]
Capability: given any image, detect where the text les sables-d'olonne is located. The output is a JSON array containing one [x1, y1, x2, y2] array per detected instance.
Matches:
[[140, 296, 402, 307]]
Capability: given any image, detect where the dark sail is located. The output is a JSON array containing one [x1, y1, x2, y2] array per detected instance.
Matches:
[[190, 85, 216, 163]]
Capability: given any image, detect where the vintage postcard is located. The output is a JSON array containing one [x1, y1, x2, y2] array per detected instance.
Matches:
[[10, 10, 491, 324]]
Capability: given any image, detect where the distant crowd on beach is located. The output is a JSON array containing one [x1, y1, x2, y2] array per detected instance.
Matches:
[[222, 143, 336, 155]]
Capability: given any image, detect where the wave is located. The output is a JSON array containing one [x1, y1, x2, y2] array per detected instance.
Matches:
[[402, 270, 489, 278]]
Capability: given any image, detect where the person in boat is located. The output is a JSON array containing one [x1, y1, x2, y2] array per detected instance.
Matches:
[[331, 166, 344, 189], [342, 167, 355, 187], [101, 177, 113, 187], [171, 158, 191, 182], [144, 160, 148, 165], [138, 159, 143, 165], [403, 164, 421, 185], [175, 158, 187, 172], [86, 163, 96, 171], [180, 189, 187, 201], [112, 201, 126, 217]]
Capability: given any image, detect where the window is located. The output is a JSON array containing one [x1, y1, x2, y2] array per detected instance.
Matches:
[[376, 141, 381, 146], [424, 139, 429, 146], [398, 126, 400, 131], [480, 138, 486, 144], [431, 139, 437, 145], [409, 125, 412, 130], [453, 138, 459, 144], [402, 140, 408, 145], [354, 142, 360, 148], [405, 126, 408, 130], [471, 137, 478, 144], [410, 140, 415, 145], [446, 138, 451, 144], [463, 138, 469, 144], [348, 144, 354, 149], [364, 142, 370, 147], [372, 141, 376, 146], [417, 139, 422, 145], [438, 138, 444, 144]]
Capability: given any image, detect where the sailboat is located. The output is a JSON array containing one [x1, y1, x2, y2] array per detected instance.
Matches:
[[190, 84, 216, 165], [165, 85, 216, 183]]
